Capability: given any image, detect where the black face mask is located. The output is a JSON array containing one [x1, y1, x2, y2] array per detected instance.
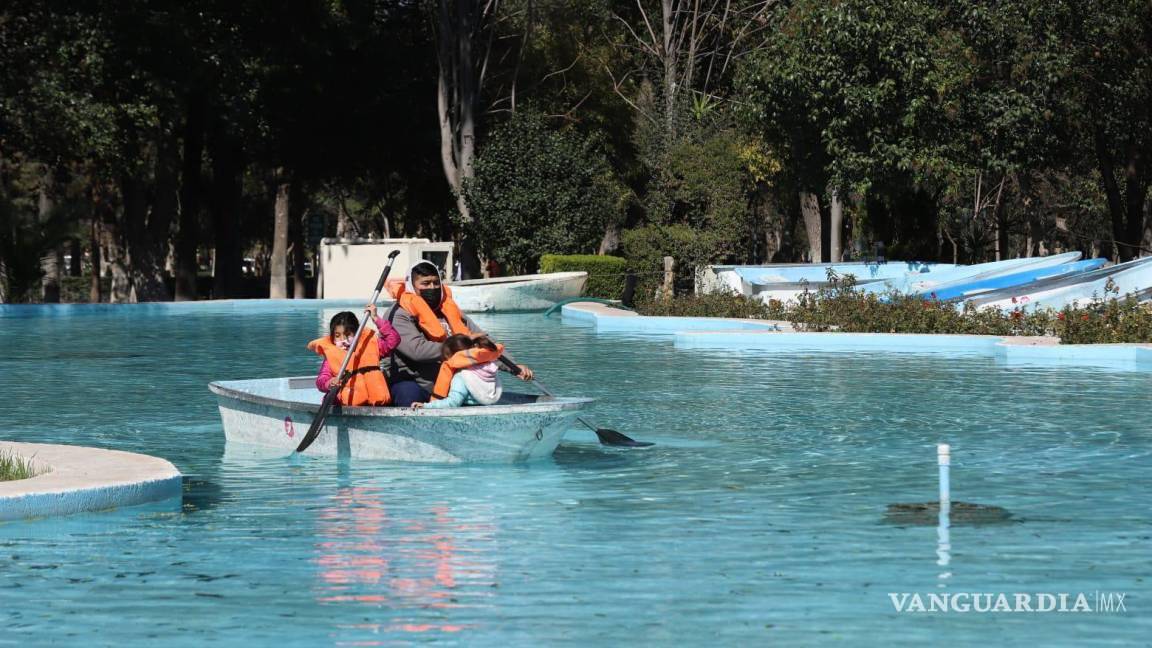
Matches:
[[419, 287, 443, 310]]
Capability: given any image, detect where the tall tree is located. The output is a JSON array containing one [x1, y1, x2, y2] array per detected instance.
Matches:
[[436, 0, 502, 277]]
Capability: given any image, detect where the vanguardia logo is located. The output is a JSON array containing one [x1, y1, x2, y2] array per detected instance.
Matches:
[[888, 592, 1127, 613]]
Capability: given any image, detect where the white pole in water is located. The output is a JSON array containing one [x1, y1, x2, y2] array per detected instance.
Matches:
[[938, 444, 951, 511], [937, 444, 952, 575]]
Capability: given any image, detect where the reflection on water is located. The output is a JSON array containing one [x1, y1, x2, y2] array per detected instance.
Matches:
[[313, 486, 497, 637]]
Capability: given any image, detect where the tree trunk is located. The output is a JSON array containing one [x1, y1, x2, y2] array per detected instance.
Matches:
[[1091, 128, 1150, 261], [174, 92, 207, 301], [436, 0, 482, 278], [990, 176, 1007, 262], [38, 166, 60, 303], [270, 172, 290, 299], [760, 194, 786, 263], [598, 222, 620, 255], [104, 202, 131, 303], [208, 124, 244, 299], [829, 188, 844, 263], [661, 0, 677, 137], [336, 190, 356, 238], [799, 191, 822, 262], [456, 0, 476, 223], [121, 174, 163, 302], [1122, 160, 1148, 261], [125, 135, 178, 302], [68, 238, 81, 276], [290, 186, 307, 299], [89, 217, 102, 303]]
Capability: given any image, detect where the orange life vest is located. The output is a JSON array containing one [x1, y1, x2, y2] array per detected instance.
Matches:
[[307, 330, 392, 406], [432, 343, 505, 400], [386, 281, 471, 342]]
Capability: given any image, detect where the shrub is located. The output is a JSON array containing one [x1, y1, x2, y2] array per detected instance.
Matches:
[[635, 292, 781, 319], [539, 254, 628, 299], [636, 269, 1152, 344], [464, 110, 627, 275], [643, 130, 761, 262], [620, 224, 723, 296], [1055, 295, 1152, 344]]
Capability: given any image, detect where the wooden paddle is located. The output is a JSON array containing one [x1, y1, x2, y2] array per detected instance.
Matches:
[[497, 356, 653, 448], [296, 249, 401, 453]]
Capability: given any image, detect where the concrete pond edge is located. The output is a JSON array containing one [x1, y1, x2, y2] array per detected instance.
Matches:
[[0, 441, 182, 521], [560, 302, 1152, 369]]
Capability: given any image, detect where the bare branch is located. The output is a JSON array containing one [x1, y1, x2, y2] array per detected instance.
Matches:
[[548, 89, 596, 123], [613, 10, 660, 57], [602, 62, 658, 126], [635, 0, 661, 51], [540, 52, 583, 85]]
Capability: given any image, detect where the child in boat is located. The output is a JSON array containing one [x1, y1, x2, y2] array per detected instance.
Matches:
[[414, 334, 504, 409], [309, 305, 401, 406]]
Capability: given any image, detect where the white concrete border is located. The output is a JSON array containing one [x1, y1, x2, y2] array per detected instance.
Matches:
[[0, 442, 182, 521], [561, 302, 1152, 369]]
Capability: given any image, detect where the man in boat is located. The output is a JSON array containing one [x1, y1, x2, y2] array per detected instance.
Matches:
[[384, 261, 534, 407]]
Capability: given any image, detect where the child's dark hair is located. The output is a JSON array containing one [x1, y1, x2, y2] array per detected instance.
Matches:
[[329, 311, 359, 340], [441, 334, 498, 360]]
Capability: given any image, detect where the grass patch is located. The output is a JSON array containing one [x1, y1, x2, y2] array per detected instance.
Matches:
[[0, 450, 41, 482]]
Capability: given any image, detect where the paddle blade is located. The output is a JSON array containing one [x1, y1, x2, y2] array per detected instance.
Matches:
[[593, 427, 654, 448], [296, 387, 341, 453]]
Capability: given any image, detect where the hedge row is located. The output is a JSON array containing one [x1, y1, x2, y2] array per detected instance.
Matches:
[[539, 254, 628, 299]]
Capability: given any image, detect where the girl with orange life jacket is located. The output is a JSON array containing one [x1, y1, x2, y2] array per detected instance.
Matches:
[[309, 305, 400, 406], [414, 335, 505, 409], [383, 261, 534, 407]]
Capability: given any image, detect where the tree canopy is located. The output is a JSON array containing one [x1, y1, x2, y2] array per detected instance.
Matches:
[[2, 0, 1149, 302]]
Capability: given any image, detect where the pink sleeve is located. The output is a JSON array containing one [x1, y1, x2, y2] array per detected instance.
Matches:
[[316, 359, 333, 393], [375, 317, 401, 357]]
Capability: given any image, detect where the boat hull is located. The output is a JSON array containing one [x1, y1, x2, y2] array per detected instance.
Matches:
[[209, 378, 591, 463], [969, 256, 1152, 312], [448, 272, 588, 312], [923, 258, 1106, 301]]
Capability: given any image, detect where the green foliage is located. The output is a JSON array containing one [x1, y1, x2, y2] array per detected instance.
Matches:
[[539, 254, 627, 299], [465, 111, 627, 274], [620, 224, 723, 295], [635, 292, 780, 320], [785, 272, 1056, 336], [643, 129, 761, 262], [1056, 294, 1152, 344], [0, 450, 40, 482]]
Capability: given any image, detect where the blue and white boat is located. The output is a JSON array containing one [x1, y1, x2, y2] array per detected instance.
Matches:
[[705, 254, 1090, 303], [967, 256, 1152, 311], [702, 261, 952, 298], [864, 252, 1084, 296], [917, 258, 1107, 301]]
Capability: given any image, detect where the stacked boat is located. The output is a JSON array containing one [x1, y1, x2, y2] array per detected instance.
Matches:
[[707, 253, 1152, 312], [962, 255, 1152, 311]]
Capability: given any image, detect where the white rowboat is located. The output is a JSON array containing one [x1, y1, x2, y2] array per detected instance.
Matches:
[[209, 377, 592, 463], [447, 271, 588, 312]]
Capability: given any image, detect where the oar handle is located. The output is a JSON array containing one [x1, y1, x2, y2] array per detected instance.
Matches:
[[498, 355, 554, 397]]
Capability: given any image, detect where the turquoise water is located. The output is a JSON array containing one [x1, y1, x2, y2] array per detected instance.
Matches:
[[0, 303, 1149, 645]]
